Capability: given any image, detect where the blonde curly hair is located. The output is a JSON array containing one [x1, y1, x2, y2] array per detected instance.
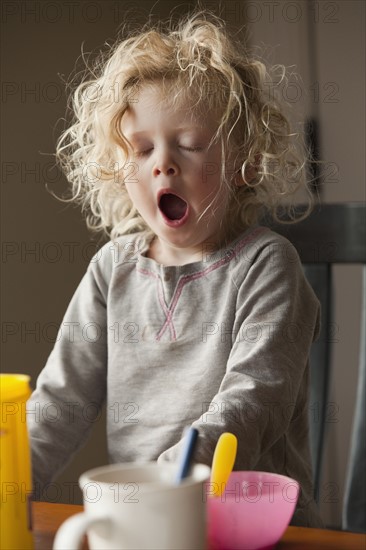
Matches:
[[55, 8, 314, 246]]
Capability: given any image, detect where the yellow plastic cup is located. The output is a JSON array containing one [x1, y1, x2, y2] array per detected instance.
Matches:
[[0, 374, 34, 550]]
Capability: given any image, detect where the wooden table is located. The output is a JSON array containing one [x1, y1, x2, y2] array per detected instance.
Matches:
[[33, 501, 366, 549]]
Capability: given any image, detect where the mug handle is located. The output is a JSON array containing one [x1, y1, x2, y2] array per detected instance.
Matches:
[[53, 512, 111, 550]]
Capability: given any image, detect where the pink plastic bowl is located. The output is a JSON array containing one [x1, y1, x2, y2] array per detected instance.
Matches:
[[207, 471, 300, 550]]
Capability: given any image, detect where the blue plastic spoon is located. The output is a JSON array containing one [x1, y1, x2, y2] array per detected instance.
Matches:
[[174, 427, 199, 484]]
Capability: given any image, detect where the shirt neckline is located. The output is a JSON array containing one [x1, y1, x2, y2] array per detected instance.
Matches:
[[136, 224, 264, 276]]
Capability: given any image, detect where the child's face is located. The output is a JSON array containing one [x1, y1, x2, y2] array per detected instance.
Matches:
[[120, 83, 233, 263]]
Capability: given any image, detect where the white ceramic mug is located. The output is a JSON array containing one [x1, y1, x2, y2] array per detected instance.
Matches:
[[53, 462, 211, 550]]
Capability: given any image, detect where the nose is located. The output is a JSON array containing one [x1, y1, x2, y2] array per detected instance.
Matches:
[[153, 147, 179, 177]]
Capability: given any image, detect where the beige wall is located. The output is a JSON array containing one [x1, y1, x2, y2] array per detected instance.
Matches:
[[247, 0, 365, 528]]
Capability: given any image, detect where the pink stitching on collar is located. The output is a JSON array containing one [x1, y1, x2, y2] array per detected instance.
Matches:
[[136, 267, 176, 341], [137, 227, 267, 342]]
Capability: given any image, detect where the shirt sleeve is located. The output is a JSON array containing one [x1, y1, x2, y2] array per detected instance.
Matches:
[[27, 251, 109, 494], [157, 236, 321, 468]]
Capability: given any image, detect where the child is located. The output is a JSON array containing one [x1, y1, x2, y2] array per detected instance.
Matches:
[[27, 9, 323, 527]]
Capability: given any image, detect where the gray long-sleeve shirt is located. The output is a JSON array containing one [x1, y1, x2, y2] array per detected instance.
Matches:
[[27, 225, 323, 526]]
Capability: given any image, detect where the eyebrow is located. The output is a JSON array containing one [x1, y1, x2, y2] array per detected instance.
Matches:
[[127, 127, 206, 138]]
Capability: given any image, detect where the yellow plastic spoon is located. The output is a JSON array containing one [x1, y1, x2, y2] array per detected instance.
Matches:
[[210, 432, 238, 497]]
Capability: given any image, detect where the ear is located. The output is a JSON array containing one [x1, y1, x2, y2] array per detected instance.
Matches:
[[233, 154, 262, 187], [233, 168, 245, 187], [233, 165, 258, 187]]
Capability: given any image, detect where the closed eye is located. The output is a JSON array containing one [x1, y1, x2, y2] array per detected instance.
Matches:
[[133, 149, 152, 158], [133, 146, 203, 158], [182, 146, 203, 152]]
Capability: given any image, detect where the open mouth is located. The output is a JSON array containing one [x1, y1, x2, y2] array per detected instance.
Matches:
[[158, 192, 188, 222]]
